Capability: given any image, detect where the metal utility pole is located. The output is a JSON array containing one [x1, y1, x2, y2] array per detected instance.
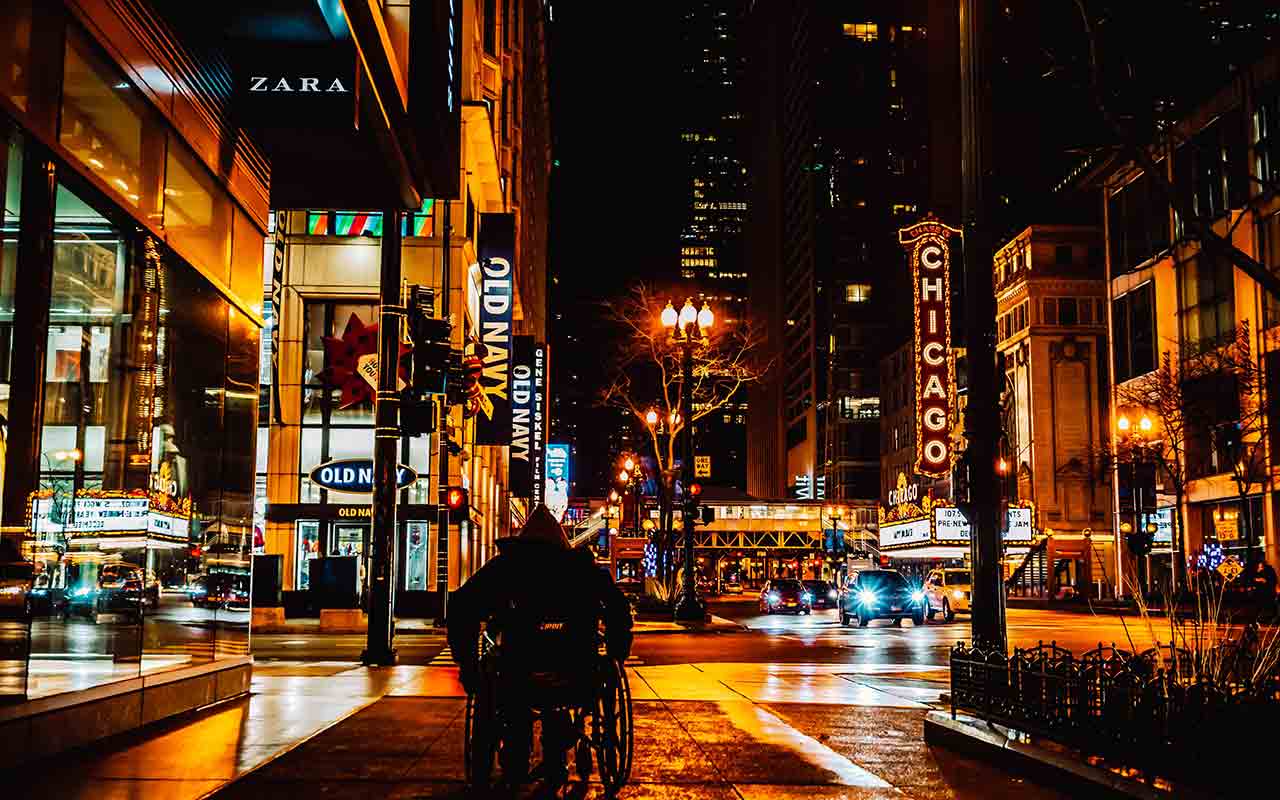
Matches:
[[362, 208, 403, 666], [959, 0, 1006, 652], [435, 200, 452, 625]]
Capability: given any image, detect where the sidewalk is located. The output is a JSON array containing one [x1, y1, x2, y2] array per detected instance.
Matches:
[[3, 659, 1066, 800]]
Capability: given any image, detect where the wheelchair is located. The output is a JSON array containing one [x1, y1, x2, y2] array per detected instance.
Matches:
[[464, 629, 634, 795]]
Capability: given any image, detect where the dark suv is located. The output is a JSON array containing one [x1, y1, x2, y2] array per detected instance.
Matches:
[[840, 569, 925, 627], [63, 563, 146, 624], [759, 579, 812, 615]]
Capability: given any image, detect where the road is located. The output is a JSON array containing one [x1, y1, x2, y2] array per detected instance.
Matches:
[[248, 599, 1188, 667]]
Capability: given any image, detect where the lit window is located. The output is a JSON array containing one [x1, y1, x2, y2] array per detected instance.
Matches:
[[845, 283, 872, 303], [842, 22, 878, 42]]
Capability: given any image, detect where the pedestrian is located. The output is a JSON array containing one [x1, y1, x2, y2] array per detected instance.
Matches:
[[447, 504, 633, 788]]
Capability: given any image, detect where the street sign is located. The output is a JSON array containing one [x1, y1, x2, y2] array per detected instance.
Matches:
[[1217, 556, 1244, 583], [695, 455, 711, 478]]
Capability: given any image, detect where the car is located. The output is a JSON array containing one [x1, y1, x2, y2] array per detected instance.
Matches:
[[63, 563, 146, 624], [721, 580, 743, 595], [839, 569, 926, 627], [923, 568, 971, 622], [803, 579, 838, 609], [194, 573, 251, 610], [759, 578, 812, 614], [0, 561, 35, 619]]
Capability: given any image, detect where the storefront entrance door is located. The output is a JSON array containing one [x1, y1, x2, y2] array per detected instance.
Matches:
[[331, 523, 367, 596]]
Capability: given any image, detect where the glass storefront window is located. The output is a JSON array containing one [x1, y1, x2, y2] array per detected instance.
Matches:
[[0, 1, 32, 111], [296, 521, 319, 589], [59, 30, 163, 220], [163, 143, 233, 285], [405, 521, 429, 590]]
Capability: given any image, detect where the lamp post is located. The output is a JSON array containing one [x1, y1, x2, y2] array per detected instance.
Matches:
[[823, 505, 845, 582], [1116, 413, 1157, 598], [662, 298, 713, 622]]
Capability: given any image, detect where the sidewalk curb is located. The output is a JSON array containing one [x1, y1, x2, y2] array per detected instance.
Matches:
[[196, 693, 386, 800], [923, 711, 1210, 799]]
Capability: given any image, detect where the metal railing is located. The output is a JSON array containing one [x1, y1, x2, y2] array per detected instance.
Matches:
[[949, 636, 1280, 791]]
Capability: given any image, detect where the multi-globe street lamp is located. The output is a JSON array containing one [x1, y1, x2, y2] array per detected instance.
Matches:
[[1115, 412, 1162, 596], [661, 298, 713, 622]]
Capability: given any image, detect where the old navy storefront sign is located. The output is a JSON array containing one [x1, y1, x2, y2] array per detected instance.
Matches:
[[476, 213, 515, 445], [310, 459, 417, 494], [898, 218, 961, 479]]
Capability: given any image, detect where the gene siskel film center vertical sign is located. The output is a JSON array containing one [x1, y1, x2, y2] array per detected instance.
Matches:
[[898, 218, 961, 478], [476, 213, 514, 445], [508, 336, 549, 500]]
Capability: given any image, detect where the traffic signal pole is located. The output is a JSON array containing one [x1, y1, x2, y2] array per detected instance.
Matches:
[[959, 0, 1006, 652], [435, 199, 452, 626], [363, 208, 403, 666]]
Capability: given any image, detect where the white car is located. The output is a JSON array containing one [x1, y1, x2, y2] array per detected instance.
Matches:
[[923, 568, 970, 622]]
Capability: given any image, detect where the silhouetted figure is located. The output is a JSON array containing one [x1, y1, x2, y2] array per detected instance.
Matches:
[[448, 505, 632, 786]]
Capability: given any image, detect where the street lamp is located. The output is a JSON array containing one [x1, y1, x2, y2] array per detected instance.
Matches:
[[661, 297, 714, 621], [645, 409, 659, 427], [1115, 411, 1162, 596]]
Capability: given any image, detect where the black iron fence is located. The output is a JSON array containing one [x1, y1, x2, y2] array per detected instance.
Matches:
[[950, 634, 1280, 792]]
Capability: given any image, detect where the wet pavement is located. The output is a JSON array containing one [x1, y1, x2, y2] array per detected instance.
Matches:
[[3, 601, 1158, 799]]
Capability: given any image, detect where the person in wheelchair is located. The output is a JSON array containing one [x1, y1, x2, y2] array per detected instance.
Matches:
[[448, 504, 633, 786]]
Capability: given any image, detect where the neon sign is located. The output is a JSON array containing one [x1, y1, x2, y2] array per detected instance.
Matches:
[[899, 217, 961, 478]]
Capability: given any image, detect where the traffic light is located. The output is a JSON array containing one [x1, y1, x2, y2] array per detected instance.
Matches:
[[1125, 526, 1154, 558], [442, 486, 469, 512], [408, 284, 452, 396], [400, 392, 437, 437]]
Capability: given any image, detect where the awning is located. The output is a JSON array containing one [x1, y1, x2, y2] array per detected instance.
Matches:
[[464, 104, 505, 212], [885, 544, 1032, 560]]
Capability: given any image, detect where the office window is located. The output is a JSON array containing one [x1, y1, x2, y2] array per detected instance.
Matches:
[[1078, 297, 1093, 325], [1175, 112, 1246, 232], [1257, 210, 1280, 328], [845, 283, 871, 303], [1057, 297, 1078, 326], [1042, 297, 1057, 325], [1179, 253, 1235, 351], [843, 22, 878, 42], [1107, 168, 1170, 273], [1113, 282, 1156, 382], [1255, 87, 1280, 186], [484, 0, 497, 56]]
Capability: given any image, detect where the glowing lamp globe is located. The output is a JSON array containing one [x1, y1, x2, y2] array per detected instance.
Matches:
[[697, 303, 714, 329], [679, 300, 697, 328], [660, 302, 678, 328]]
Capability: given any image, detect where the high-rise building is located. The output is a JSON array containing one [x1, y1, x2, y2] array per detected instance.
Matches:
[[678, 0, 750, 490], [746, 2, 949, 505]]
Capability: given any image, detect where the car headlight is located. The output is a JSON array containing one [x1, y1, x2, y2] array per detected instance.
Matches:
[[953, 590, 964, 599], [767, 592, 780, 604], [73, 587, 93, 597], [827, 589, 838, 599], [801, 592, 812, 602], [857, 589, 877, 605], [0, 586, 24, 596], [910, 590, 925, 603]]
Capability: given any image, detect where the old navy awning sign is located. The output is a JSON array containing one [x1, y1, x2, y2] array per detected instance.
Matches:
[[898, 218, 961, 479], [310, 459, 418, 494]]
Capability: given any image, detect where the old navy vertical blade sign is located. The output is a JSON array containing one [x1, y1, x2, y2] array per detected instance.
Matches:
[[476, 213, 514, 445]]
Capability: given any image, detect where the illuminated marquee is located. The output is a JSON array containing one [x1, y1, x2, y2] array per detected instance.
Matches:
[[898, 217, 961, 478]]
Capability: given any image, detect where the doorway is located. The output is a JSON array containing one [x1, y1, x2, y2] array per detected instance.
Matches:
[[331, 523, 367, 596]]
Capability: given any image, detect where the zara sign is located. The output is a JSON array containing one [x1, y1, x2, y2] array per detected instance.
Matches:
[[309, 459, 418, 494]]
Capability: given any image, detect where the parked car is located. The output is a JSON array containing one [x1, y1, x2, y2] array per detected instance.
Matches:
[[803, 579, 838, 609], [759, 579, 812, 615], [63, 563, 146, 624], [0, 561, 35, 619], [839, 569, 925, 627], [923, 568, 971, 622]]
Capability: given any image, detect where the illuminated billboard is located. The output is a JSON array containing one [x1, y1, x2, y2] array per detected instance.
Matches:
[[545, 443, 571, 523]]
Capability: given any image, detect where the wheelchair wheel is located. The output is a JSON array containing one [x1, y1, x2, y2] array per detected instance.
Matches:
[[592, 657, 634, 794], [465, 689, 500, 790]]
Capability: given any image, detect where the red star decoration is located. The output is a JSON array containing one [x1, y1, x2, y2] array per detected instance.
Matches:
[[321, 313, 413, 409]]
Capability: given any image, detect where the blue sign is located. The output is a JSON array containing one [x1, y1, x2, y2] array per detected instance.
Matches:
[[309, 459, 418, 494], [544, 443, 571, 522]]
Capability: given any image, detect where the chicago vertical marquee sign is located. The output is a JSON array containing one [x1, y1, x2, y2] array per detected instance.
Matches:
[[898, 217, 961, 478]]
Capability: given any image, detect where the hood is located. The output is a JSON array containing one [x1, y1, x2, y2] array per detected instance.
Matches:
[[496, 504, 570, 552]]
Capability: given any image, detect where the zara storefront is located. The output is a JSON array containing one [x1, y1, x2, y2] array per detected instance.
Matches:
[[0, 1, 266, 762]]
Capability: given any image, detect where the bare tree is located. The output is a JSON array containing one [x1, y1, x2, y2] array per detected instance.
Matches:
[[599, 283, 770, 583]]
